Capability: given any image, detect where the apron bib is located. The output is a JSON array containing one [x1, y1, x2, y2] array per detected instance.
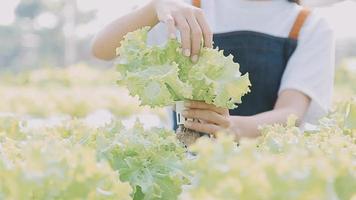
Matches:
[[214, 31, 297, 115]]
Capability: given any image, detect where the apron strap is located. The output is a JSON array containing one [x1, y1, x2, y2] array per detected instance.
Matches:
[[193, 0, 201, 8], [289, 8, 311, 40]]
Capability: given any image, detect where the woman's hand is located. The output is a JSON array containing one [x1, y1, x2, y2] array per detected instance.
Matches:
[[152, 0, 213, 62], [182, 100, 234, 136]]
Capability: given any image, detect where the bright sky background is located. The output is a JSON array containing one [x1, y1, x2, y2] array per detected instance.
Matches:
[[0, 0, 355, 39]]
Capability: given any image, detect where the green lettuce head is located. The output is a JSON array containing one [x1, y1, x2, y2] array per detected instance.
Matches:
[[116, 27, 250, 109]]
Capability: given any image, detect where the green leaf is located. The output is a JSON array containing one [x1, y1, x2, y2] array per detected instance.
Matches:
[[116, 27, 251, 108], [345, 101, 356, 130]]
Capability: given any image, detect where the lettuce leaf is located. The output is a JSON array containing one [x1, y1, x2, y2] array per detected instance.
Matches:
[[116, 27, 251, 109], [100, 121, 190, 200]]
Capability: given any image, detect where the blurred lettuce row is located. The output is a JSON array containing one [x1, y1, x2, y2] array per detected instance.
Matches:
[[0, 138, 132, 200], [0, 64, 117, 87], [181, 108, 356, 200], [0, 101, 355, 200], [23, 119, 191, 200], [0, 86, 143, 118], [334, 59, 356, 102], [116, 27, 251, 109], [0, 64, 168, 118], [0, 117, 190, 200]]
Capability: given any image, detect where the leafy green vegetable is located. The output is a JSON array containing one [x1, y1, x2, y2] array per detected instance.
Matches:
[[345, 100, 356, 130], [99, 121, 190, 200], [0, 105, 355, 200], [20, 119, 190, 200], [116, 27, 250, 108], [0, 138, 132, 200], [181, 116, 356, 200]]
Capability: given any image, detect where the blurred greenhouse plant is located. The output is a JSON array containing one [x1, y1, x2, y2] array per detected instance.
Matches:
[[0, 64, 168, 121], [0, 0, 96, 71], [334, 58, 356, 102]]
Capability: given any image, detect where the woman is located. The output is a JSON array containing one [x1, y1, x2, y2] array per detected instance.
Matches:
[[92, 0, 335, 139]]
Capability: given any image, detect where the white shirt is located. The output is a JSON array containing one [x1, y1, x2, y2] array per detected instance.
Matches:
[[148, 0, 335, 124]]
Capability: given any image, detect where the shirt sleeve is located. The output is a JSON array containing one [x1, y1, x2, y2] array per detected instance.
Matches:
[[279, 11, 335, 124]]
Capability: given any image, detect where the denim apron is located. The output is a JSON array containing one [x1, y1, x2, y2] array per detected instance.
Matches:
[[172, 5, 310, 129], [214, 31, 297, 116]]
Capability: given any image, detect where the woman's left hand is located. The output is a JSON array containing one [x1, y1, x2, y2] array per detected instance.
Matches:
[[182, 100, 232, 135]]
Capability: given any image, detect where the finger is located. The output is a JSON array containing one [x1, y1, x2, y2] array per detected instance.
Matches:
[[162, 15, 177, 39], [195, 8, 213, 48], [182, 109, 230, 128], [184, 121, 220, 135], [174, 14, 191, 57], [185, 11, 202, 62], [184, 100, 228, 115]]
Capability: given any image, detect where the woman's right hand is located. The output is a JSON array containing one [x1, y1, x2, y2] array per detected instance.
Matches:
[[152, 0, 213, 62]]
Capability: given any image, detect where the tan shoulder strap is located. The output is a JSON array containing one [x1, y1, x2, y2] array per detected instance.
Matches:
[[193, 0, 201, 8], [289, 8, 311, 40]]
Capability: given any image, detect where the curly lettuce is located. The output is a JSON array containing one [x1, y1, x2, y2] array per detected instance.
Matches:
[[116, 27, 250, 109]]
